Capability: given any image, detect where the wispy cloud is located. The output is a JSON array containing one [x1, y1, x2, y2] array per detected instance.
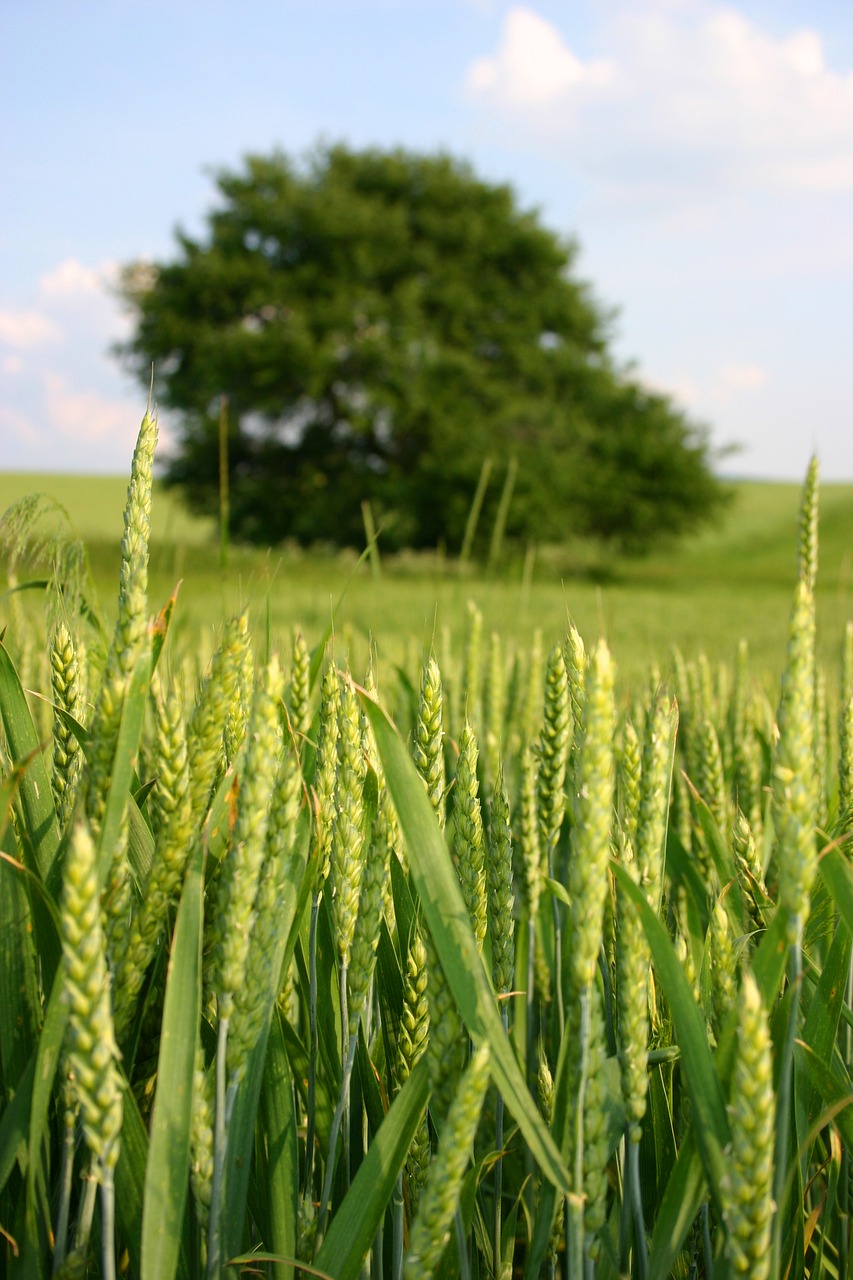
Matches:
[[39, 258, 115, 298], [642, 359, 768, 417], [0, 404, 43, 447], [466, 1, 853, 197], [0, 309, 61, 349], [43, 373, 140, 446], [0, 256, 145, 470], [716, 362, 767, 395]]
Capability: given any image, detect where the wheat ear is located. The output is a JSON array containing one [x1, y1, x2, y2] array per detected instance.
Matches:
[[404, 1043, 491, 1277], [413, 655, 447, 829], [60, 821, 123, 1278], [50, 619, 86, 830], [453, 718, 488, 950], [721, 971, 775, 1279]]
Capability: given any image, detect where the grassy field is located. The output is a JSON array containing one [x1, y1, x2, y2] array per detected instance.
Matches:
[[1, 470, 851, 692], [3, 425, 853, 1278]]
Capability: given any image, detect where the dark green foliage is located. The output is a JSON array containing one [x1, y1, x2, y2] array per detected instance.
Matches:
[[116, 145, 727, 552]]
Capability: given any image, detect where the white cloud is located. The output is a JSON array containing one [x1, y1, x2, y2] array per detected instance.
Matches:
[[0, 404, 42, 447], [1, 258, 125, 359], [466, 1, 853, 195], [717, 362, 766, 393], [638, 371, 701, 410], [637, 360, 767, 414], [44, 373, 142, 447], [0, 309, 61, 349], [1, 254, 149, 470], [40, 259, 101, 298], [465, 8, 614, 106]]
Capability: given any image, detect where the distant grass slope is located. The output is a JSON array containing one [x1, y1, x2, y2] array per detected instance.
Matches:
[[0, 473, 216, 546], [2, 473, 849, 578], [1, 472, 850, 691], [635, 480, 853, 590]]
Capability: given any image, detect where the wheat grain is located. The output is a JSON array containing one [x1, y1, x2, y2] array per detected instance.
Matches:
[[488, 769, 515, 996], [60, 822, 123, 1174], [50, 619, 86, 830], [537, 642, 570, 862], [568, 639, 616, 995], [114, 675, 193, 1040], [404, 1043, 490, 1277], [313, 661, 341, 892], [797, 454, 819, 592], [619, 718, 642, 845], [413, 656, 447, 830], [289, 626, 311, 744], [615, 836, 650, 1141], [329, 679, 368, 971], [453, 718, 488, 951], [721, 970, 775, 1278], [187, 612, 248, 821], [635, 693, 675, 914], [214, 655, 284, 1030], [772, 579, 817, 941]]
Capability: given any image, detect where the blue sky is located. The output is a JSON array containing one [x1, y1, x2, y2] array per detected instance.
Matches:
[[1, 0, 851, 479]]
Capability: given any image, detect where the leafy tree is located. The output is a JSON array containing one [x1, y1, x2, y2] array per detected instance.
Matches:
[[116, 144, 727, 552]]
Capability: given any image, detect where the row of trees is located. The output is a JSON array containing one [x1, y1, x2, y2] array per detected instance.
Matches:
[[117, 145, 728, 553]]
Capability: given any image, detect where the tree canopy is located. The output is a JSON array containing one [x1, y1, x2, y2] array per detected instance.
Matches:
[[116, 144, 728, 553]]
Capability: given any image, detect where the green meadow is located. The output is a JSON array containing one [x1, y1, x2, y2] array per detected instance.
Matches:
[[1, 470, 851, 690]]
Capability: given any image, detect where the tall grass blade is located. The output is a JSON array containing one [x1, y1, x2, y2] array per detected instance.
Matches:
[[0, 857, 41, 1093], [793, 1044, 853, 1153], [0, 639, 61, 891], [0, 1053, 33, 1195], [459, 457, 492, 566], [127, 793, 156, 887], [313, 1057, 431, 1280], [646, 1132, 706, 1280], [141, 840, 205, 1280], [258, 1010, 299, 1277], [752, 903, 793, 1006], [820, 845, 853, 940], [801, 918, 852, 1073], [487, 455, 517, 575], [95, 647, 151, 888], [24, 962, 67, 1258], [361, 500, 382, 580], [118, 1077, 174, 1280]]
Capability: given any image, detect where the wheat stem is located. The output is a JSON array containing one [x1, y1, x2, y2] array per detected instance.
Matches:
[[317, 1026, 359, 1247], [771, 927, 803, 1280], [568, 986, 590, 1280], [100, 1171, 117, 1280], [626, 1138, 648, 1280], [206, 1013, 229, 1280], [304, 891, 322, 1203]]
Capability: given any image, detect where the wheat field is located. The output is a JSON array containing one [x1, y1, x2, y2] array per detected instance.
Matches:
[[1, 416, 853, 1278]]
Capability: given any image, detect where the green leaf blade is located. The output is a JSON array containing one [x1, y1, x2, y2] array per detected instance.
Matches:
[[360, 692, 572, 1195], [313, 1057, 431, 1280], [141, 840, 205, 1280], [612, 860, 730, 1213]]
